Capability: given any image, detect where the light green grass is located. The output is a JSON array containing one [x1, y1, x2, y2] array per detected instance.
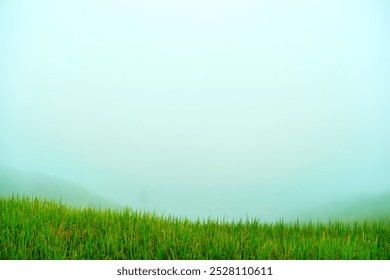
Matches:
[[1, 195, 389, 260]]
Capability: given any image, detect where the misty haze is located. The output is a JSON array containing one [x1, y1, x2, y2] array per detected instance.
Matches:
[[1, 0, 389, 223]]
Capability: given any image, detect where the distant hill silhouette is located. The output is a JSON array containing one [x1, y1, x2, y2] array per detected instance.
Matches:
[[0, 166, 117, 209], [340, 191, 390, 222], [299, 190, 390, 223]]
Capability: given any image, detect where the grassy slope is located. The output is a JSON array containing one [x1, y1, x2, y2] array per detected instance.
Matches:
[[0, 166, 116, 209], [1, 196, 389, 260]]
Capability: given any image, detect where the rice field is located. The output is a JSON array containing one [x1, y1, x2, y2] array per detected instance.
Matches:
[[1, 195, 389, 260]]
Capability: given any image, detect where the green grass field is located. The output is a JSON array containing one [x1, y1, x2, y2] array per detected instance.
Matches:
[[1, 195, 389, 260]]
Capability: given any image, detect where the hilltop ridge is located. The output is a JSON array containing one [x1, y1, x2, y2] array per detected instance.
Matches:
[[0, 165, 117, 209]]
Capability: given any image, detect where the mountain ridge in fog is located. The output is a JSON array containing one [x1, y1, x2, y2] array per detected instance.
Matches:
[[1, 165, 389, 223], [298, 190, 390, 223], [0, 166, 117, 209]]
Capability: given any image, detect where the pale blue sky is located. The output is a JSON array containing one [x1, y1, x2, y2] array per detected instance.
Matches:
[[1, 0, 389, 220]]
